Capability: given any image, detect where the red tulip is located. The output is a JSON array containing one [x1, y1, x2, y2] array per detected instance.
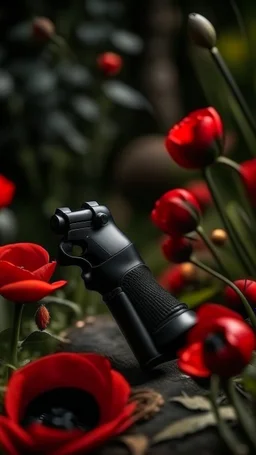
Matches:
[[0, 353, 136, 455], [151, 188, 201, 235], [186, 180, 212, 211], [162, 236, 192, 263], [165, 107, 223, 169], [240, 158, 256, 207], [0, 243, 66, 302], [0, 175, 15, 208], [178, 303, 255, 378], [224, 279, 256, 313], [97, 52, 123, 76]]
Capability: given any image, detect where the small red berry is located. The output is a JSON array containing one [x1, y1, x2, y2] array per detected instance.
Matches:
[[97, 52, 123, 76], [35, 305, 50, 331]]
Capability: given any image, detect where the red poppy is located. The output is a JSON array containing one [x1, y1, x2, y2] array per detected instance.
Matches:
[[162, 236, 192, 263], [0, 175, 15, 208], [151, 188, 201, 236], [178, 303, 255, 378], [165, 107, 223, 169], [240, 158, 256, 208], [97, 52, 123, 76], [186, 180, 212, 211], [0, 243, 66, 302], [0, 353, 136, 455], [224, 279, 256, 313]]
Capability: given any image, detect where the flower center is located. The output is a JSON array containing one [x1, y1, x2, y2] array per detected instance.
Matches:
[[204, 332, 226, 353], [22, 388, 100, 432]]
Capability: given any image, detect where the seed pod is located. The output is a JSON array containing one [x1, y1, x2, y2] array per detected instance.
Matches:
[[188, 13, 217, 49], [211, 229, 228, 246], [35, 305, 50, 331]]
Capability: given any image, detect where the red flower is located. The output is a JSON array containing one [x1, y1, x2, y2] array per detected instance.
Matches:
[[0, 175, 15, 208], [186, 180, 212, 211], [97, 52, 123, 76], [224, 279, 256, 313], [151, 188, 201, 235], [240, 159, 256, 208], [165, 107, 223, 169], [0, 353, 136, 455], [162, 237, 192, 263], [178, 304, 255, 378], [0, 243, 66, 302], [32, 17, 55, 41], [158, 263, 197, 294]]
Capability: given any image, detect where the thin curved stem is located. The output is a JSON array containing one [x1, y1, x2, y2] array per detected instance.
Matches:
[[196, 225, 231, 279], [203, 167, 254, 275], [224, 379, 256, 452], [209, 375, 248, 455], [8, 304, 24, 380], [190, 257, 256, 330]]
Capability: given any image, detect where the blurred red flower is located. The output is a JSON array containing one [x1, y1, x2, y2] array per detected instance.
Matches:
[[224, 279, 256, 313], [165, 107, 223, 169], [178, 303, 255, 378], [151, 188, 201, 235], [97, 52, 123, 76], [0, 243, 66, 302], [32, 17, 55, 41], [158, 263, 197, 294], [0, 175, 15, 208], [240, 158, 256, 207], [162, 236, 192, 263], [186, 180, 212, 211], [0, 353, 136, 455]]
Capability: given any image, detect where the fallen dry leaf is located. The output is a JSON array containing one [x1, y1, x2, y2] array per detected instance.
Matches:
[[114, 434, 149, 455], [170, 392, 211, 411], [152, 406, 236, 444]]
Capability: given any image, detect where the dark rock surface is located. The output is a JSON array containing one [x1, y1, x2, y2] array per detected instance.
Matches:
[[63, 315, 230, 454]]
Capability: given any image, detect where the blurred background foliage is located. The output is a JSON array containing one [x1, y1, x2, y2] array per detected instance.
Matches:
[[0, 0, 255, 335]]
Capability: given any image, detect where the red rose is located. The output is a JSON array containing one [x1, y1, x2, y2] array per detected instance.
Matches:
[[0, 175, 15, 208], [165, 107, 223, 169], [151, 188, 201, 235], [186, 180, 212, 211], [0, 243, 66, 302], [97, 52, 123, 76], [224, 279, 256, 313], [162, 236, 192, 263], [240, 158, 256, 208], [178, 303, 255, 378], [0, 353, 136, 455]]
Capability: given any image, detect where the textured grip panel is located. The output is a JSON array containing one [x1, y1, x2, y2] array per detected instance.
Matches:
[[121, 265, 188, 333]]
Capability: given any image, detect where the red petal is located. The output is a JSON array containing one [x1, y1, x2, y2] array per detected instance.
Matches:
[[33, 262, 57, 282], [108, 370, 131, 420], [0, 175, 16, 208], [0, 280, 67, 302], [177, 342, 210, 378], [0, 261, 34, 287], [52, 405, 135, 455], [0, 243, 49, 271], [0, 416, 32, 455], [5, 353, 111, 424], [29, 425, 81, 454]]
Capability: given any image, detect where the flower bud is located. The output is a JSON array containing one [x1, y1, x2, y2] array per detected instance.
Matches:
[[97, 52, 123, 76], [32, 17, 55, 42], [240, 158, 256, 208], [211, 229, 228, 246], [165, 107, 223, 169], [224, 279, 256, 313], [186, 180, 212, 212], [188, 13, 216, 49], [35, 305, 50, 331], [151, 188, 201, 235], [162, 237, 193, 263]]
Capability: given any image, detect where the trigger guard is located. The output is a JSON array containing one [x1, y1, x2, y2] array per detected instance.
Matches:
[[58, 241, 91, 272]]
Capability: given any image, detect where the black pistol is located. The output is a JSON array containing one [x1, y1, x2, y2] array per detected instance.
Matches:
[[50, 201, 197, 369]]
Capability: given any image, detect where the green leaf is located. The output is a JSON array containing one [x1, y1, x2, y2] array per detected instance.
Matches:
[[19, 330, 70, 357], [170, 393, 211, 411], [110, 30, 143, 55], [102, 81, 152, 111], [242, 362, 256, 397], [179, 285, 222, 309], [0, 328, 12, 343], [152, 407, 236, 444]]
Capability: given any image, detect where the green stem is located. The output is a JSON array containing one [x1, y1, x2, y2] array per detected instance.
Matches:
[[203, 166, 254, 275], [8, 304, 24, 379], [224, 379, 256, 452], [209, 375, 248, 455], [196, 225, 231, 279], [190, 257, 256, 330]]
